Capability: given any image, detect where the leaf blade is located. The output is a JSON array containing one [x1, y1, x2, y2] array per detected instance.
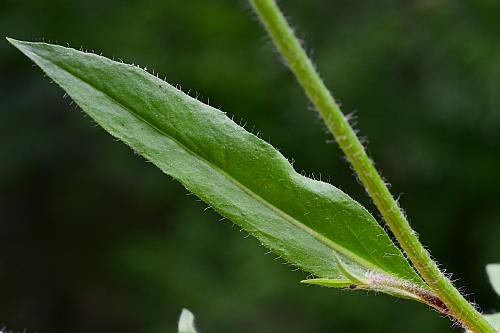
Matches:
[[8, 38, 425, 289]]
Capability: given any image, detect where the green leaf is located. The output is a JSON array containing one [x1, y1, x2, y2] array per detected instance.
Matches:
[[486, 264, 500, 298], [8, 38, 427, 296], [300, 278, 352, 288], [178, 309, 198, 333]]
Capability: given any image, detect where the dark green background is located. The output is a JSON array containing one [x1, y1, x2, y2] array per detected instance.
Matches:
[[1, 0, 499, 332]]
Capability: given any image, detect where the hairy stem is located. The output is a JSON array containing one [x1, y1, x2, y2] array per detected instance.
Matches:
[[248, 0, 496, 332]]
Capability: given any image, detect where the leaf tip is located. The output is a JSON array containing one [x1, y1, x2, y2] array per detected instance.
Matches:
[[5, 37, 32, 55], [178, 308, 198, 333], [486, 263, 500, 271], [6, 36, 21, 45]]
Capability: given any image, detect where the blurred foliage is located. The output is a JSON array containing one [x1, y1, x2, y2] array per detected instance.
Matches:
[[1, 0, 499, 332]]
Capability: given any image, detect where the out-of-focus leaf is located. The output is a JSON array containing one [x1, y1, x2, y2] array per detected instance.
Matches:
[[465, 265, 500, 332], [466, 313, 500, 332], [486, 264, 500, 297], [178, 309, 198, 333], [8, 38, 428, 300], [484, 313, 500, 330]]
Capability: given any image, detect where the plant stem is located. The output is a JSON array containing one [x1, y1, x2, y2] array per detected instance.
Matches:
[[248, 0, 496, 332]]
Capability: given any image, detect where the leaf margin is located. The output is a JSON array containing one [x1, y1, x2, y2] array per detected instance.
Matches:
[[6, 37, 429, 296]]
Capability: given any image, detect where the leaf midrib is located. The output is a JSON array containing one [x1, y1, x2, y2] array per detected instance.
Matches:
[[33, 45, 388, 276]]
